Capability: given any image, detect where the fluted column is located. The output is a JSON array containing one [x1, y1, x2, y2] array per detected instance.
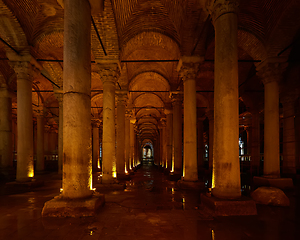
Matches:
[[257, 59, 287, 178], [165, 106, 173, 171], [116, 91, 127, 176], [62, 0, 92, 198], [99, 63, 119, 183], [14, 61, 34, 182], [36, 109, 45, 171], [207, 0, 240, 198], [171, 92, 183, 175], [92, 121, 100, 172], [282, 95, 297, 175], [178, 57, 200, 181], [0, 85, 13, 171], [125, 110, 131, 172]]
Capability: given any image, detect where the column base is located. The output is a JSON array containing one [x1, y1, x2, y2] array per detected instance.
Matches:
[[42, 192, 105, 217], [94, 182, 125, 191], [168, 173, 182, 181], [117, 173, 131, 181], [253, 176, 294, 190], [251, 187, 290, 207], [5, 179, 44, 194], [177, 180, 205, 190], [200, 193, 257, 216]]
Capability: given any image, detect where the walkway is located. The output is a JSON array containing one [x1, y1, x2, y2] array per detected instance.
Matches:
[[0, 162, 299, 240]]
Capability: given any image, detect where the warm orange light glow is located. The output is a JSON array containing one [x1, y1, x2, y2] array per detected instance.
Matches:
[[113, 172, 117, 178], [97, 159, 100, 169], [89, 164, 93, 190], [28, 166, 34, 178], [60, 188, 63, 193], [212, 229, 215, 240]]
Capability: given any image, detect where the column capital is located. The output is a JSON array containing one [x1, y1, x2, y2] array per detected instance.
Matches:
[[206, 0, 239, 23], [116, 90, 128, 105], [256, 58, 288, 85], [98, 62, 120, 84], [34, 106, 44, 117], [92, 119, 101, 128], [0, 85, 14, 98], [206, 109, 214, 121], [170, 91, 183, 104], [177, 56, 204, 82]]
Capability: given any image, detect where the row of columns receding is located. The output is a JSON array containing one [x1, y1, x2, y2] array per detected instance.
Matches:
[[0, 0, 297, 204]]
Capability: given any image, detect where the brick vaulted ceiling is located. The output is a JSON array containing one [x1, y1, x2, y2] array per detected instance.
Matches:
[[0, 0, 300, 143]]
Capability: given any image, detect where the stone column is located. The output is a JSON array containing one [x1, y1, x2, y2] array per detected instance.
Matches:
[[92, 121, 100, 172], [206, 109, 214, 171], [55, 92, 63, 174], [165, 106, 173, 171], [158, 123, 164, 167], [178, 57, 200, 182], [14, 61, 34, 182], [125, 110, 131, 172], [116, 91, 127, 177], [36, 109, 45, 171], [251, 109, 260, 175], [62, 0, 92, 198], [197, 117, 205, 174], [171, 92, 183, 176], [208, 0, 240, 198], [0, 85, 13, 177], [281, 95, 297, 175], [130, 117, 136, 170], [257, 59, 287, 178], [99, 63, 119, 182], [162, 119, 167, 168]]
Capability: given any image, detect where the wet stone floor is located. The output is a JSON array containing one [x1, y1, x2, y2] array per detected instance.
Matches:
[[0, 162, 300, 240]]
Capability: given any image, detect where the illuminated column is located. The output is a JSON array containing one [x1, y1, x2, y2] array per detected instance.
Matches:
[[125, 110, 131, 172], [36, 109, 45, 171], [92, 120, 100, 172], [165, 106, 173, 171], [208, 0, 240, 198], [178, 57, 200, 181], [99, 63, 119, 182], [116, 91, 127, 176], [171, 92, 183, 175], [62, 0, 92, 198], [257, 59, 286, 178], [130, 117, 136, 169], [281, 94, 297, 175], [14, 61, 34, 182], [206, 109, 214, 171], [0, 85, 13, 171], [251, 109, 260, 175], [162, 119, 167, 167]]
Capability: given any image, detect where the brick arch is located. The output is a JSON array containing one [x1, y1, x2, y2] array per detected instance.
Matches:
[[129, 71, 170, 92], [266, 0, 300, 57], [0, 1, 28, 51], [121, 31, 180, 60]]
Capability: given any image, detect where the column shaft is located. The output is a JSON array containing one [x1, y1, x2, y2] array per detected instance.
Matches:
[[264, 81, 280, 177], [282, 98, 296, 175], [116, 93, 126, 175], [172, 95, 183, 175], [165, 110, 173, 171], [36, 114, 45, 171], [15, 62, 34, 182], [58, 98, 63, 174], [63, 0, 92, 198], [0, 87, 13, 169], [125, 112, 130, 172], [130, 118, 135, 169], [211, 2, 241, 198], [92, 125, 100, 172]]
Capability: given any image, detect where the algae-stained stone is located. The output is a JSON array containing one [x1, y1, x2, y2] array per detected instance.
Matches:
[[251, 187, 290, 207]]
